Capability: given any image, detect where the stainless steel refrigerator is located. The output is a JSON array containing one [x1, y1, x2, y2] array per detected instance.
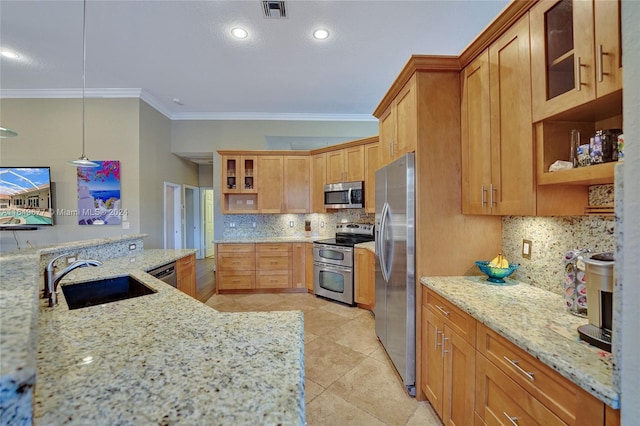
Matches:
[[374, 152, 416, 396]]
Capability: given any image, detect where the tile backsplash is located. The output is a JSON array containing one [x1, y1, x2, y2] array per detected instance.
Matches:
[[502, 185, 615, 295], [221, 209, 374, 240]]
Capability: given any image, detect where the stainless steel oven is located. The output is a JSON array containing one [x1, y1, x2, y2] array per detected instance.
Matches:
[[312, 223, 374, 306], [313, 244, 354, 305]]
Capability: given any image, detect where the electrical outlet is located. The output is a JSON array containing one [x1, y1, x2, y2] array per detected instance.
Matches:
[[129, 243, 136, 251], [320, 221, 325, 228], [522, 239, 532, 259], [289, 221, 294, 228], [122, 221, 130, 229], [229, 222, 236, 228], [252, 222, 256, 228], [65, 255, 77, 264]]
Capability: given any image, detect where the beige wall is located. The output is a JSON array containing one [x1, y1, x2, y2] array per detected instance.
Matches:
[[0, 98, 140, 251], [139, 101, 198, 249]]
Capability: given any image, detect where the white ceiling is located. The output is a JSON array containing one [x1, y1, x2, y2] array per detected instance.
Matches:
[[0, 0, 509, 122]]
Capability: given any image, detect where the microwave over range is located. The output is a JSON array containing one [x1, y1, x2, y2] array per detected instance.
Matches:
[[324, 181, 364, 209]]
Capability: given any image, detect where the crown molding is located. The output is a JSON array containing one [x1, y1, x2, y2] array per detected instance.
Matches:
[[170, 112, 377, 122], [0, 89, 377, 122]]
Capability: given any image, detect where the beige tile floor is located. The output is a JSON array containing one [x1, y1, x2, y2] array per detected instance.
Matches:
[[205, 292, 443, 426]]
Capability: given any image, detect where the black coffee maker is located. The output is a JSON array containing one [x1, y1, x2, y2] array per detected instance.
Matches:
[[577, 252, 614, 352]]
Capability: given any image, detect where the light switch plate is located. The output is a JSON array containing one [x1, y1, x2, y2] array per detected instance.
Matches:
[[522, 239, 532, 259]]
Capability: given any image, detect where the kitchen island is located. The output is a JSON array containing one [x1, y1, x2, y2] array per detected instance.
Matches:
[[1, 238, 305, 425], [421, 276, 618, 409]]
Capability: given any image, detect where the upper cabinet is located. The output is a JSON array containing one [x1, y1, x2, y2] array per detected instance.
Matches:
[[257, 156, 284, 213], [222, 155, 257, 194], [530, 0, 622, 121], [310, 153, 326, 213], [377, 76, 417, 167], [364, 143, 379, 214], [326, 145, 365, 183], [283, 156, 310, 213], [462, 16, 536, 216]]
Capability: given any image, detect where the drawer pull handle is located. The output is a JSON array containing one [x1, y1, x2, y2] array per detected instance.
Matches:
[[434, 327, 442, 350], [503, 412, 518, 425], [435, 305, 450, 317], [503, 356, 535, 381]]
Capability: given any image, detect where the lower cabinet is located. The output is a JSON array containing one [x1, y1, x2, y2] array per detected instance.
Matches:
[[354, 248, 375, 308], [421, 291, 476, 426], [176, 254, 196, 298], [421, 289, 617, 426], [305, 243, 314, 293], [216, 242, 308, 293]]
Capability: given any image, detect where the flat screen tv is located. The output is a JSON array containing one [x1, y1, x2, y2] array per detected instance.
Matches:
[[0, 166, 54, 228]]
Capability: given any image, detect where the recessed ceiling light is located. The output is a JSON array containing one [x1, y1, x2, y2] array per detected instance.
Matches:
[[231, 27, 248, 39], [313, 29, 330, 40], [0, 49, 20, 59]]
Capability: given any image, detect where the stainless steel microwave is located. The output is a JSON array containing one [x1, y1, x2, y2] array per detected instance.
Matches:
[[324, 181, 364, 209]]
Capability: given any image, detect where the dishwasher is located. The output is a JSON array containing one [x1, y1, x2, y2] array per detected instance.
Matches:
[[148, 262, 177, 288]]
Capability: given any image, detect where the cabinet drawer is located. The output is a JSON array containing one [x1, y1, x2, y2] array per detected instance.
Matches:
[[475, 353, 564, 426], [256, 254, 291, 270], [217, 243, 255, 253], [218, 252, 256, 271], [423, 289, 476, 345], [217, 271, 255, 290], [256, 243, 291, 253], [476, 323, 604, 425], [256, 271, 291, 289]]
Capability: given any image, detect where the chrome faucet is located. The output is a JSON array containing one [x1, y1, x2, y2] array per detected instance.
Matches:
[[45, 253, 102, 307]]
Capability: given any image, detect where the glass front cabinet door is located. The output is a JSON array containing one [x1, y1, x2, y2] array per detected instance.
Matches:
[[221, 155, 257, 194], [530, 0, 621, 121]]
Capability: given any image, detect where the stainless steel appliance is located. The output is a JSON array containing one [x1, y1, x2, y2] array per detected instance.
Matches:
[[148, 261, 177, 288], [374, 153, 416, 396], [578, 252, 614, 352], [324, 181, 364, 209], [313, 223, 375, 306]]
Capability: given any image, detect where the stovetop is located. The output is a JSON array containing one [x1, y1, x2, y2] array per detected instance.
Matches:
[[314, 223, 374, 247]]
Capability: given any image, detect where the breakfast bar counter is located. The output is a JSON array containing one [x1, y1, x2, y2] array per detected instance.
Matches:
[[421, 276, 618, 409]]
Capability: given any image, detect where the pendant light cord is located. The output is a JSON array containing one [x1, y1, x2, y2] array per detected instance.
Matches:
[[81, 0, 87, 158]]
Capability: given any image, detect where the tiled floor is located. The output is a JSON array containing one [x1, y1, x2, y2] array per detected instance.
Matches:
[[204, 292, 443, 426]]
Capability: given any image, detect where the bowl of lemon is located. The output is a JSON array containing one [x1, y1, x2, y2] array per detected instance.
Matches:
[[475, 253, 518, 284]]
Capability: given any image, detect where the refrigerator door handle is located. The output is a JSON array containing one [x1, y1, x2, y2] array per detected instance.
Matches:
[[379, 201, 391, 283]]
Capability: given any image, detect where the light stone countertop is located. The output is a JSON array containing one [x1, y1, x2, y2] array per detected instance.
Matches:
[[214, 236, 322, 244], [421, 276, 618, 409], [355, 241, 375, 253], [35, 267, 305, 425], [1, 240, 305, 425]]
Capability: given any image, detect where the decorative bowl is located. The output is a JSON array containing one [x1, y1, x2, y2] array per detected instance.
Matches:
[[475, 261, 519, 284]]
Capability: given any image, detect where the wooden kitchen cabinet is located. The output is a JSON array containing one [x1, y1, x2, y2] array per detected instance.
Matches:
[[462, 16, 536, 216], [305, 243, 314, 293], [475, 323, 606, 426], [216, 243, 256, 291], [283, 155, 310, 213], [530, 0, 622, 122], [421, 290, 476, 426], [326, 145, 365, 184], [176, 254, 196, 298], [255, 243, 292, 289], [377, 75, 417, 168], [364, 142, 379, 214], [354, 247, 375, 309], [257, 156, 284, 213], [220, 154, 258, 213], [310, 153, 326, 213], [291, 242, 306, 289]]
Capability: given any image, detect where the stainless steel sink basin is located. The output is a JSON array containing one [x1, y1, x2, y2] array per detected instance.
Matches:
[[61, 276, 156, 310]]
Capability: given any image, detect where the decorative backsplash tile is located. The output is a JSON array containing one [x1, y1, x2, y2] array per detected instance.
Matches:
[[502, 184, 615, 295], [221, 210, 374, 240]]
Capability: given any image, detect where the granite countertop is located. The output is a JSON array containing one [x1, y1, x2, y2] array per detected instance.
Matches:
[[421, 276, 618, 409], [355, 241, 375, 253], [36, 267, 305, 425], [215, 236, 324, 244], [1, 240, 305, 425]]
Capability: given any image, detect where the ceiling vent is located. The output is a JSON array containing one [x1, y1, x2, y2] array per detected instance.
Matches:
[[262, 1, 287, 19]]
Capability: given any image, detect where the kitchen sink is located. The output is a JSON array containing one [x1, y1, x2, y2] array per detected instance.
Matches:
[[61, 276, 156, 310]]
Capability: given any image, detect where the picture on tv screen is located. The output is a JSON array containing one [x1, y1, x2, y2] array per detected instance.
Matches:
[[0, 167, 53, 226]]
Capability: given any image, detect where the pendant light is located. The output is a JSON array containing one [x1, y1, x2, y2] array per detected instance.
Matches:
[[68, 0, 98, 168], [0, 127, 18, 138]]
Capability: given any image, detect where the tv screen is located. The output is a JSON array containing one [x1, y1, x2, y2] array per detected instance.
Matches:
[[0, 167, 54, 227]]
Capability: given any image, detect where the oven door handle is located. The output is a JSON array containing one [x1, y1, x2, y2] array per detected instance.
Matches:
[[314, 262, 351, 273], [379, 201, 391, 283]]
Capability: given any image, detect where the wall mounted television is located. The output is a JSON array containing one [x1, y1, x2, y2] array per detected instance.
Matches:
[[0, 166, 54, 229]]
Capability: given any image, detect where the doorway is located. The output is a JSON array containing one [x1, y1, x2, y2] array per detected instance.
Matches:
[[201, 188, 215, 258], [183, 185, 201, 258], [164, 182, 182, 249]]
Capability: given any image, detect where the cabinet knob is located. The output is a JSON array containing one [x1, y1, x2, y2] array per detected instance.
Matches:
[[503, 412, 519, 426]]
